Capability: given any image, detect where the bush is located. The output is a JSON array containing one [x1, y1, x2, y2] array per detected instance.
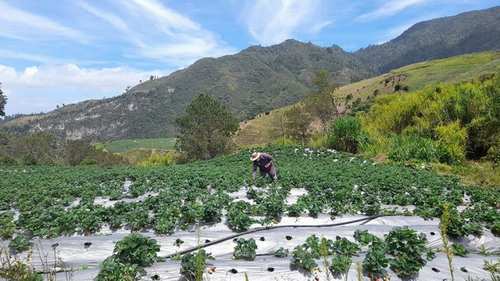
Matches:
[[113, 234, 160, 267], [233, 238, 257, 261], [388, 135, 438, 162], [95, 257, 139, 281], [308, 133, 328, 149], [274, 137, 298, 146], [138, 151, 177, 167], [435, 121, 467, 163], [327, 116, 365, 153]]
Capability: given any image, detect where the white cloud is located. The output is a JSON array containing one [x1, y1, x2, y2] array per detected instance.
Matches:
[[244, 0, 329, 46], [78, 2, 129, 33], [0, 64, 168, 114], [357, 0, 428, 21], [0, 1, 88, 43], [81, 0, 235, 66]]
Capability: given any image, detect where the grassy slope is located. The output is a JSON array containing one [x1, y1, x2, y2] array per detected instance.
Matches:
[[99, 138, 176, 153], [235, 51, 500, 147]]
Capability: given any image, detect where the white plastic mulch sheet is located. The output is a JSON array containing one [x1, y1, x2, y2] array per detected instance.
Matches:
[[2, 215, 498, 281]]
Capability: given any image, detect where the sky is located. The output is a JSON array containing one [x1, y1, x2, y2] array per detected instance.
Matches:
[[0, 0, 498, 115]]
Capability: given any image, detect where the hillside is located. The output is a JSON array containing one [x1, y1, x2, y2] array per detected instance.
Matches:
[[355, 6, 500, 73], [2, 6, 499, 141], [235, 51, 500, 147], [0, 40, 372, 140]]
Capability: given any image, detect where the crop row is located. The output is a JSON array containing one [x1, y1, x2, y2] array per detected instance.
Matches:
[[0, 146, 498, 239]]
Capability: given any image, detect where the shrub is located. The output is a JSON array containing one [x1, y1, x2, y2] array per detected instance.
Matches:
[[327, 116, 365, 153], [113, 234, 160, 267], [95, 258, 139, 281], [388, 135, 438, 162], [435, 121, 467, 163], [138, 151, 176, 167], [233, 238, 257, 261], [308, 133, 328, 149]]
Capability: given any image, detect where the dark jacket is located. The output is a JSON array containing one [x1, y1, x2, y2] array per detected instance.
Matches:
[[253, 153, 273, 172]]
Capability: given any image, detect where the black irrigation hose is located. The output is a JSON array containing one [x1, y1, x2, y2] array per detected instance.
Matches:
[[164, 214, 385, 259]]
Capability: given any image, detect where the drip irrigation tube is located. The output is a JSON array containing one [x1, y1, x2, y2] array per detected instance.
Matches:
[[164, 215, 385, 259]]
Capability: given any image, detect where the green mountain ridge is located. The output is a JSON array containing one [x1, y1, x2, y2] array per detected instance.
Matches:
[[2, 6, 499, 141]]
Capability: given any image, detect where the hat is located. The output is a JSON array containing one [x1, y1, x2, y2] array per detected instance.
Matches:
[[250, 152, 261, 161]]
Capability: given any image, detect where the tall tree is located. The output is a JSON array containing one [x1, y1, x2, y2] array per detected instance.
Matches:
[[312, 70, 330, 94], [176, 94, 238, 160], [305, 71, 340, 127], [284, 104, 313, 145], [0, 83, 6, 117]]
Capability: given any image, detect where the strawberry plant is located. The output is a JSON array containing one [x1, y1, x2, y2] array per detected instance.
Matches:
[[354, 230, 381, 246], [332, 237, 360, 257], [274, 247, 289, 258], [9, 235, 32, 254], [95, 257, 140, 281], [291, 245, 318, 272], [451, 243, 468, 257], [385, 227, 433, 279], [113, 234, 160, 267], [330, 254, 352, 276], [362, 241, 388, 279], [226, 201, 253, 232], [233, 238, 257, 261], [0, 212, 15, 239]]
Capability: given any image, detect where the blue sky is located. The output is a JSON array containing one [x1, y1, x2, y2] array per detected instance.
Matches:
[[0, 0, 498, 115]]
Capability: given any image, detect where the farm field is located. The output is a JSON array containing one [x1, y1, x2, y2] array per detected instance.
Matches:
[[98, 138, 177, 153], [0, 146, 498, 280]]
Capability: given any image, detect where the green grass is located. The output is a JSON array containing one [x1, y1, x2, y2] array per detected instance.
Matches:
[[100, 138, 176, 153]]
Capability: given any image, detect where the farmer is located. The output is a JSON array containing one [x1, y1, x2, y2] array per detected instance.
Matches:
[[250, 152, 277, 181]]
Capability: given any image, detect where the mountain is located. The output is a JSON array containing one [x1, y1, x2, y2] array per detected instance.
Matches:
[[2, 6, 500, 141], [235, 51, 500, 146], [355, 6, 500, 73], [1, 40, 372, 140]]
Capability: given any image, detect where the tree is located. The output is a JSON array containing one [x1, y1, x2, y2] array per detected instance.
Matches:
[[63, 139, 92, 166], [284, 104, 313, 145], [176, 94, 238, 160], [312, 70, 330, 94], [305, 71, 341, 128], [0, 83, 7, 117]]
